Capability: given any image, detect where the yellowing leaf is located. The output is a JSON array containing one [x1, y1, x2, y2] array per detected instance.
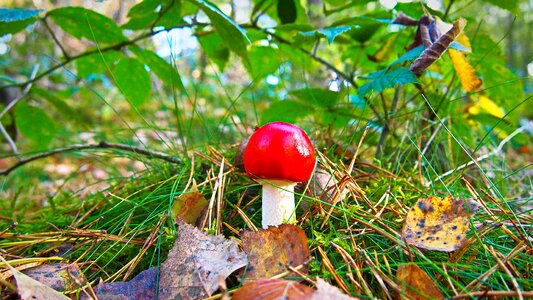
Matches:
[[468, 95, 505, 119], [455, 33, 471, 52], [241, 224, 310, 281], [402, 195, 480, 252], [172, 191, 208, 225], [397, 263, 443, 300], [449, 49, 482, 92]]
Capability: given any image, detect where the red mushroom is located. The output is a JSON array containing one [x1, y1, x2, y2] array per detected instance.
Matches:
[[243, 122, 316, 228]]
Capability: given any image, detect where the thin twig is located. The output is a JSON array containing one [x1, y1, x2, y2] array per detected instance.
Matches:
[[41, 17, 70, 59], [0, 141, 181, 176], [427, 126, 525, 185], [0, 122, 18, 155], [0, 65, 40, 120]]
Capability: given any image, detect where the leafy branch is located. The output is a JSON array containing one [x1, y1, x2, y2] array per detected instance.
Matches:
[[0, 141, 181, 176]]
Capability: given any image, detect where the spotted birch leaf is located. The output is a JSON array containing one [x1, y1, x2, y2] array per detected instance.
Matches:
[[402, 195, 480, 252]]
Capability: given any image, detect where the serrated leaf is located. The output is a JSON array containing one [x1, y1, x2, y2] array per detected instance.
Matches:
[[191, 0, 250, 61], [0, 18, 37, 36], [48, 7, 126, 43], [14, 102, 57, 149], [449, 49, 481, 92], [0, 8, 41, 22], [277, 0, 297, 24], [480, 0, 519, 15], [197, 32, 230, 71], [358, 67, 418, 98], [261, 100, 313, 124], [114, 58, 152, 106], [299, 25, 353, 44], [130, 46, 185, 93], [289, 88, 340, 107], [246, 45, 281, 80]]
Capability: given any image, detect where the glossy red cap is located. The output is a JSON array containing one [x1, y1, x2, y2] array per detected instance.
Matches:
[[243, 122, 316, 182]]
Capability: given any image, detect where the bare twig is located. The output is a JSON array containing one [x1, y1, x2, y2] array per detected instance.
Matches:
[[0, 123, 18, 155], [0, 65, 40, 120], [0, 141, 181, 176], [42, 17, 70, 59], [427, 126, 525, 185]]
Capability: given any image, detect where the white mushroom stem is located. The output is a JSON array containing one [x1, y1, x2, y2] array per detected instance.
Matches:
[[260, 180, 297, 229]]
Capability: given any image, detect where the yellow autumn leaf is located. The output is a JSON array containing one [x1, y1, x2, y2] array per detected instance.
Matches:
[[397, 263, 444, 300], [402, 195, 480, 252], [449, 49, 482, 92], [468, 95, 505, 118], [455, 33, 471, 52]]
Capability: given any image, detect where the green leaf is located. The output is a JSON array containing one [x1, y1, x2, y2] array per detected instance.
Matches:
[[480, 0, 519, 15], [299, 25, 353, 44], [358, 67, 418, 98], [191, 0, 250, 61], [390, 45, 423, 67], [0, 8, 41, 22], [277, 0, 297, 24], [14, 102, 57, 148], [261, 100, 313, 124], [289, 88, 340, 108], [48, 7, 126, 43], [123, 0, 183, 30], [129, 46, 186, 93], [113, 58, 152, 106], [197, 32, 230, 71], [76, 51, 121, 77], [32, 87, 81, 125], [246, 45, 281, 80], [0, 18, 37, 36]]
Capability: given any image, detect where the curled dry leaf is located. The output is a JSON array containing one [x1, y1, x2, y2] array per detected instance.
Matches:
[[392, 12, 418, 26], [310, 278, 356, 300], [397, 263, 443, 300], [402, 195, 481, 252], [81, 267, 158, 300], [232, 278, 314, 300], [158, 221, 247, 299], [241, 224, 310, 281], [410, 18, 466, 76]]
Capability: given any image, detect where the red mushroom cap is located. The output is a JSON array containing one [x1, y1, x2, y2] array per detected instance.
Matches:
[[243, 122, 316, 183]]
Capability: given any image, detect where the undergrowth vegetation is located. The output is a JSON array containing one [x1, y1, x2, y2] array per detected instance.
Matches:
[[0, 0, 532, 299]]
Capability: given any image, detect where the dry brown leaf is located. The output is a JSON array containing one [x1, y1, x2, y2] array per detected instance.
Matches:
[[397, 263, 443, 300], [241, 224, 310, 281], [392, 12, 418, 26], [310, 278, 356, 300], [22, 263, 85, 292], [232, 278, 314, 300], [402, 195, 481, 252], [172, 191, 208, 225], [410, 18, 466, 76], [82, 267, 158, 300], [158, 221, 247, 299], [0, 257, 70, 300], [449, 49, 482, 92]]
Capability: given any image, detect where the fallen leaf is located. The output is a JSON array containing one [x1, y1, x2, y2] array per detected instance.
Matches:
[[310, 278, 355, 300], [232, 278, 314, 300], [410, 18, 466, 76], [0, 257, 69, 300], [241, 224, 310, 281], [158, 221, 247, 299], [82, 267, 158, 300], [396, 263, 443, 300], [402, 195, 481, 251], [22, 263, 85, 292], [449, 49, 482, 92], [172, 190, 208, 225]]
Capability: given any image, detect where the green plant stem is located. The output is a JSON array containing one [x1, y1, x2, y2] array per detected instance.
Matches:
[[0, 141, 181, 177]]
